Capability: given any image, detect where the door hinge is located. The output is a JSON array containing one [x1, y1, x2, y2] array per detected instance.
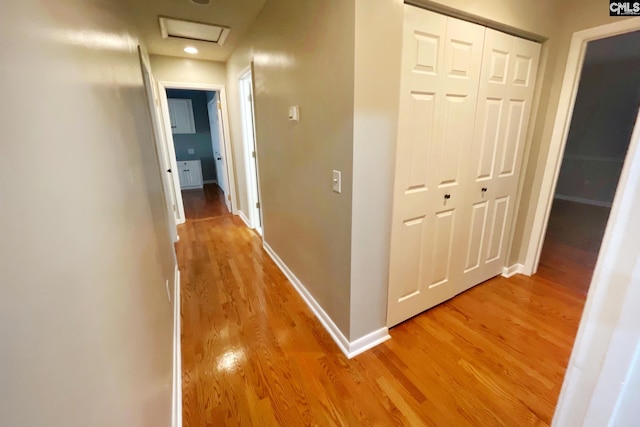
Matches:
[[217, 101, 221, 110], [247, 93, 252, 102], [251, 150, 256, 158], [256, 201, 260, 209], [227, 195, 231, 201]]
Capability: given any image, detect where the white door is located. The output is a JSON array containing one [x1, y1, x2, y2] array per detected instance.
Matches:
[[239, 70, 262, 234], [387, 6, 485, 327], [168, 98, 195, 134], [207, 95, 232, 212], [461, 29, 540, 291], [138, 48, 178, 242]]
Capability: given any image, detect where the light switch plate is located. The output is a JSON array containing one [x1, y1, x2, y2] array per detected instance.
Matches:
[[332, 170, 341, 193], [288, 105, 300, 121]]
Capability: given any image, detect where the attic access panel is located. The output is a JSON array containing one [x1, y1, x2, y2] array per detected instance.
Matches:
[[159, 16, 231, 45]]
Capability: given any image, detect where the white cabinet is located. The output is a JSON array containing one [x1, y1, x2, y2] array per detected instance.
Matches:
[[168, 98, 196, 134], [177, 160, 203, 189], [386, 5, 541, 326]]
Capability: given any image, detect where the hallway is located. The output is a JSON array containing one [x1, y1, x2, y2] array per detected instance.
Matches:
[[182, 184, 230, 220], [176, 214, 586, 426]]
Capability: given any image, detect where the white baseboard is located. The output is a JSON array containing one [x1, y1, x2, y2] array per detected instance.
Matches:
[[348, 327, 391, 358], [554, 194, 612, 208], [237, 210, 251, 229], [502, 263, 525, 278], [203, 179, 217, 185], [172, 265, 182, 427], [262, 241, 390, 358]]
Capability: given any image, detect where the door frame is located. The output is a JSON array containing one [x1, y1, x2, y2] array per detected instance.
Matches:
[[138, 47, 179, 243], [157, 81, 238, 223], [206, 95, 232, 212], [238, 66, 263, 235], [524, 17, 640, 275]]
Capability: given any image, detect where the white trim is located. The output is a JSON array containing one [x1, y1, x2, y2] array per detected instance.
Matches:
[[554, 194, 613, 208], [523, 17, 640, 276], [237, 210, 251, 229], [502, 263, 524, 278], [138, 46, 179, 242], [348, 327, 391, 358], [238, 67, 263, 235], [172, 265, 182, 427], [157, 81, 239, 222], [262, 241, 390, 359], [203, 179, 217, 185]]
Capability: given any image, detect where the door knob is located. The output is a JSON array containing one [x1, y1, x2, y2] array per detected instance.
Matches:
[[217, 157, 222, 160], [167, 169, 172, 173], [482, 187, 487, 192], [444, 194, 451, 200]]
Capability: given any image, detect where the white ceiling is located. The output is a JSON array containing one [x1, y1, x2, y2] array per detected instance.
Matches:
[[131, 0, 268, 62]]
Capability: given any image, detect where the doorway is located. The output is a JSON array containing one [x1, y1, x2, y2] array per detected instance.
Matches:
[[164, 88, 229, 220], [155, 82, 237, 225], [536, 30, 640, 294], [238, 68, 262, 235]]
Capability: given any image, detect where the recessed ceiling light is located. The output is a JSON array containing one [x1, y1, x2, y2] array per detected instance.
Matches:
[[184, 46, 198, 54]]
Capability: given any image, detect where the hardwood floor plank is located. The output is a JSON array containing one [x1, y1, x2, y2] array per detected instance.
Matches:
[[177, 195, 587, 426]]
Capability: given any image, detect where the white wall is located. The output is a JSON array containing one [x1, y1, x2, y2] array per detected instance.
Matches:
[[350, 0, 403, 340], [0, 1, 175, 425]]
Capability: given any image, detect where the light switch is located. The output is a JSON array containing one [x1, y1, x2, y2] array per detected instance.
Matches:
[[332, 170, 341, 194], [188, 148, 195, 155], [288, 105, 300, 122]]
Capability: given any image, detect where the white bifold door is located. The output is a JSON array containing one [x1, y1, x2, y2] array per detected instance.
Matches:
[[387, 5, 540, 327]]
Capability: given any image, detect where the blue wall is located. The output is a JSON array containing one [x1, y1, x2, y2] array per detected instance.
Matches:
[[166, 89, 217, 182]]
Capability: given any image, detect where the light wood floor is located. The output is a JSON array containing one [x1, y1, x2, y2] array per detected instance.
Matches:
[[182, 184, 229, 220], [176, 210, 586, 426]]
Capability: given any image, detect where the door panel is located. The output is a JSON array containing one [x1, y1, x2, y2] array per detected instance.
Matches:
[[465, 28, 541, 288], [485, 196, 509, 262], [499, 100, 526, 177], [387, 5, 484, 327], [464, 201, 489, 272], [430, 209, 455, 288]]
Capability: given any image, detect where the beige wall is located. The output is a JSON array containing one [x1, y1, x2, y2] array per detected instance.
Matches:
[[226, 0, 356, 337], [0, 0, 175, 425], [150, 54, 227, 85], [349, 0, 403, 340]]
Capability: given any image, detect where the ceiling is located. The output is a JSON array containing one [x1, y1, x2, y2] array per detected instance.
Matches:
[[131, 0, 268, 62]]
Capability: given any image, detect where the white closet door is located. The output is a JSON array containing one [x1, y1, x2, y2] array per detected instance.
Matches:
[[387, 5, 485, 327], [461, 29, 540, 291]]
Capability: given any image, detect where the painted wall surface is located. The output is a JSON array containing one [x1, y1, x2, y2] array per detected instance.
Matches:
[[166, 89, 218, 182], [150, 55, 227, 85], [512, 2, 638, 265], [349, 0, 403, 340], [226, 0, 356, 337], [0, 0, 175, 426], [554, 55, 640, 206]]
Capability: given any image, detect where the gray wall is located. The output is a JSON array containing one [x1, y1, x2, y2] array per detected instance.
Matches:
[[0, 0, 176, 424], [166, 89, 218, 182], [226, 0, 356, 338], [555, 46, 640, 206]]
